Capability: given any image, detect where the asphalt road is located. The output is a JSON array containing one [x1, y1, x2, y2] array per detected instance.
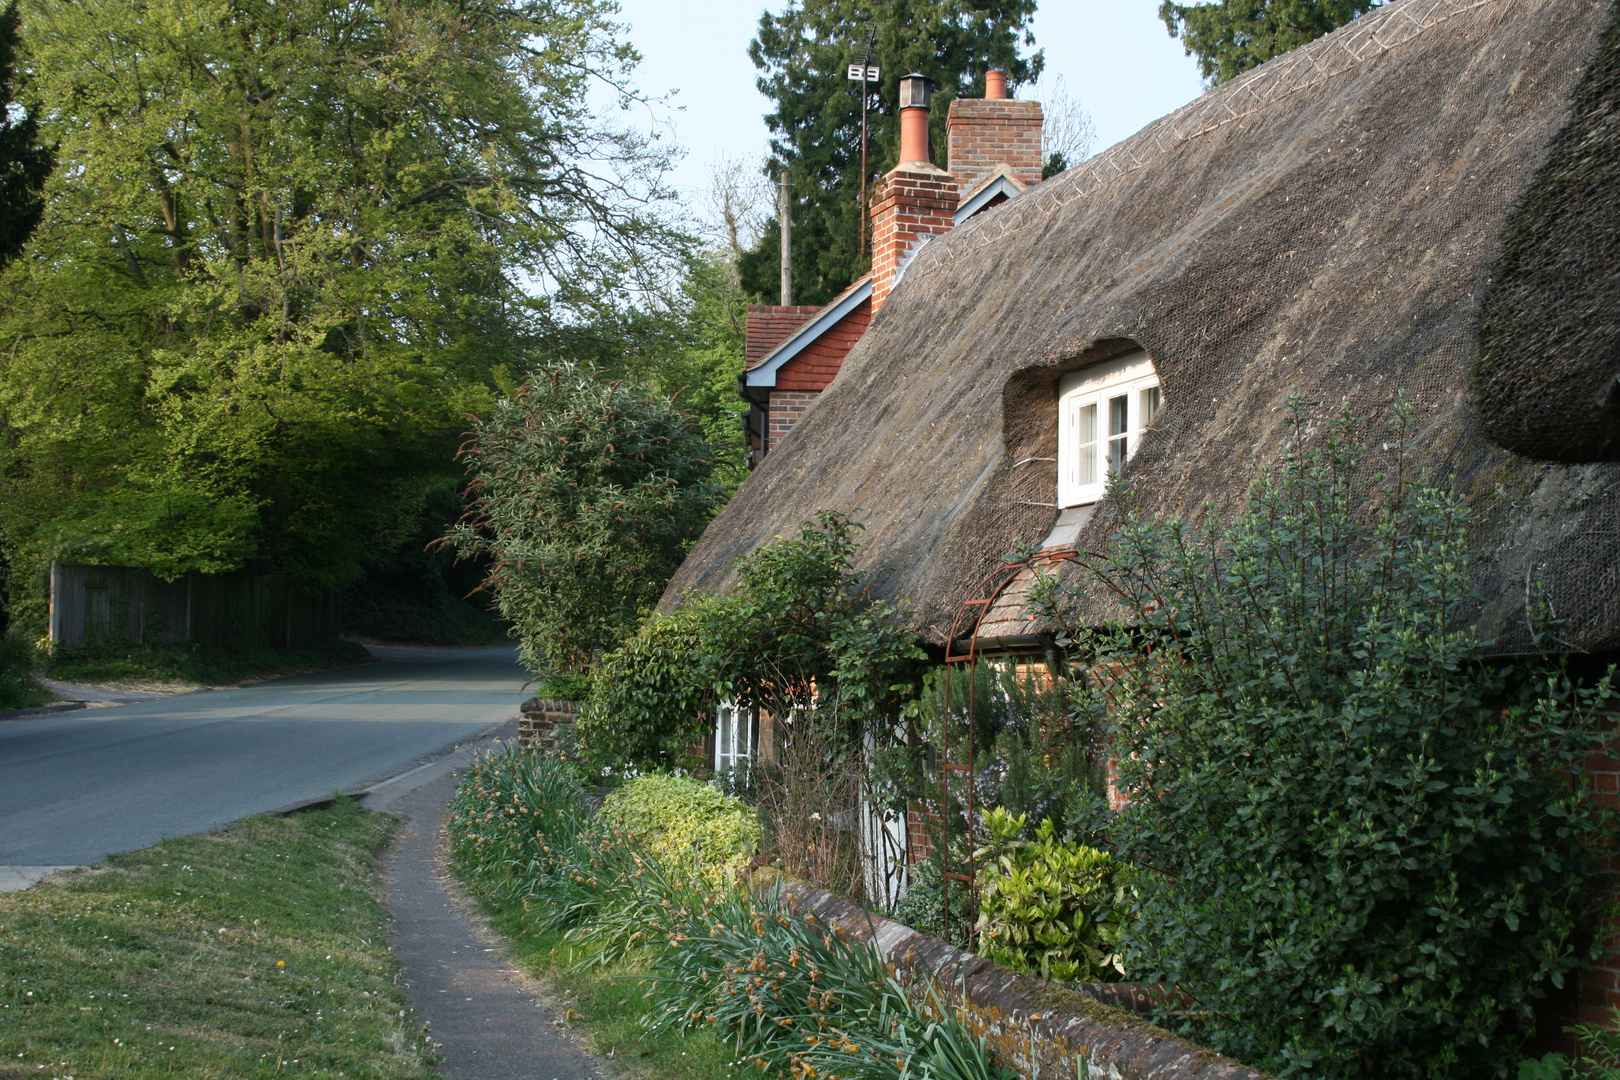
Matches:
[[0, 644, 531, 867]]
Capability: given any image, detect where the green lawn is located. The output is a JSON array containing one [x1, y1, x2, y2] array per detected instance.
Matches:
[[0, 801, 436, 1080]]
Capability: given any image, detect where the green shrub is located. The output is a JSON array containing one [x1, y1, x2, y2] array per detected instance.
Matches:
[[598, 774, 760, 885], [0, 633, 49, 710], [973, 808, 1128, 983], [1033, 401, 1618, 1078], [650, 887, 1015, 1080], [580, 511, 926, 774], [448, 746, 589, 903], [444, 359, 726, 676]]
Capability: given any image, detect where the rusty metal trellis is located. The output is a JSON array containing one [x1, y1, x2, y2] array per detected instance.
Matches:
[[935, 549, 1076, 944]]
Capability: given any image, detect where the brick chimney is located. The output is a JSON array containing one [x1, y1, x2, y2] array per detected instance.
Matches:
[[947, 67, 1044, 196], [870, 74, 956, 312]]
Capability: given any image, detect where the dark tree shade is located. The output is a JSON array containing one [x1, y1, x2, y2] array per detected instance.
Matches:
[[742, 0, 1041, 307], [0, 2, 50, 268], [1160, 0, 1386, 85]]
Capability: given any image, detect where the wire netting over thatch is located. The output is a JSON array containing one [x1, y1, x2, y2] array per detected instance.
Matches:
[[1476, 3, 1620, 462], [665, 0, 1620, 656]]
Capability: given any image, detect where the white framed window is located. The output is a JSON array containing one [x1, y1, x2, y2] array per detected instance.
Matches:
[[1057, 349, 1161, 508], [715, 702, 757, 773]]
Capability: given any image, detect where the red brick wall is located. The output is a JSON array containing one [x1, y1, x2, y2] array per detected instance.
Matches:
[[775, 298, 871, 391], [746, 303, 820, 369], [767, 390, 819, 447], [947, 98, 1044, 196], [871, 166, 958, 311], [1573, 735, 1620, 1030]]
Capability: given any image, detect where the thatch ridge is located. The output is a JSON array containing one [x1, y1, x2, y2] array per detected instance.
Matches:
[[665, 0, 1620, 657]]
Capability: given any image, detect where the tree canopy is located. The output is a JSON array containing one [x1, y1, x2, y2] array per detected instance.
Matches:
[[741, 0, 1043, 306], [0, 0, 678, 635], [1160, 0, 1386, 85], [445, 360, 726, 677], [0, 2, 49, 271]]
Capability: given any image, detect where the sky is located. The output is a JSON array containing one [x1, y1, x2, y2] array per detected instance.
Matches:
[[606, 0, 1209, 223]]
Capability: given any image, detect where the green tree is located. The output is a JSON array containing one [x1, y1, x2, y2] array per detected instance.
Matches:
[[1160, 0, 1386, 85], [445, 360, 725, 677], [0, 2, 49, 270], [742, 0, 1043, 306], [0, 0, 676, 636]]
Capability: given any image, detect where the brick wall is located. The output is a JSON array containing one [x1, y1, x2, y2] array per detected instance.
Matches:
[[947, 98, 1044, 195], [1573, 734, 1620, 1030], [870, 165, 958, 311], [774, 297, 871, 391], [517, 698, 579, 754], [745, 304, 820, 369], [767, 390, 819, 447]]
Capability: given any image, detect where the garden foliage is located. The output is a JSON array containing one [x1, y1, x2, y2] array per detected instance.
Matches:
[[448, 744, 1013, 1080], [972, 808, 1127, 983], [445, 359, 725, 676], [1033, 402, 1618, 1077], [579, 511, 926, 770], [598, 774, 760, 887]]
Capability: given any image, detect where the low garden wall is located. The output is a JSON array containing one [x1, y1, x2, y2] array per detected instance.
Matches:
[[517, 697, 578, 752], [778, 884, 1274, 1080]]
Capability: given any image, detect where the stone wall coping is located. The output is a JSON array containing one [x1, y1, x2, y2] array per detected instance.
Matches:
[[776, 884, 1275, 1080], [518, 697, 581, 715]]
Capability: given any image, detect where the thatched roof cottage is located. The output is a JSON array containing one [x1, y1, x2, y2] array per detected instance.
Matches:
[[669, 0, 1620, 668]]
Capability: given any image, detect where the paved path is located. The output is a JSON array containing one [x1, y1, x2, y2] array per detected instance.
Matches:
[[0, 644, 531, 869], [366, 728, 600, 1080]]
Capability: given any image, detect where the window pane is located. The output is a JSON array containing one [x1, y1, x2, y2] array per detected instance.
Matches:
[[1078, 403, 1098, 484], [1108, 435, 1126, 474], [1109, 395, 1128, 437], [1141, 385, 1161, 425]]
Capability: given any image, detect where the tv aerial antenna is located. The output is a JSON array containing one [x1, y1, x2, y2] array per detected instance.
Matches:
[[847, 28, 879, 253]]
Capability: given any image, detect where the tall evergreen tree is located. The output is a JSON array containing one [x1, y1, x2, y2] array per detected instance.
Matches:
[[1160, 0, 1386, 86], [742, 0, 1041, 307], [0, 2, 48, 270]]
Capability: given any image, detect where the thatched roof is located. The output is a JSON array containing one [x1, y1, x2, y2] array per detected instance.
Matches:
[[1476, 2, 1620, 461], [665, 0, 1620, 657]]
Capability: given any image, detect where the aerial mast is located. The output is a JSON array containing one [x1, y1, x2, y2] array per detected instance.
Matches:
[[847, 30, 878, 254]]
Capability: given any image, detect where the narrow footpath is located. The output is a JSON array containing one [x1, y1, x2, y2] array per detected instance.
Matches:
[[366, 724, 601, 1080]]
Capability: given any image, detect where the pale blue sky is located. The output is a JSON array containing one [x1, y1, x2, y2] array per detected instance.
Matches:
[[608, 0, 1208, 216]]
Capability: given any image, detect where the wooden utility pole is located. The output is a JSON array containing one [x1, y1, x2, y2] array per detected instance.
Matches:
[[778, 171, 792, 305]]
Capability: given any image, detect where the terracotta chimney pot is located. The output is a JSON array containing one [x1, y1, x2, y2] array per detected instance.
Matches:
[[897, 73, 934, 165], [985, 67, 1008, 99]]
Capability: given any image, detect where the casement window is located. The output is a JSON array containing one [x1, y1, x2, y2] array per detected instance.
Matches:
[[1057, 349, 1162, 508], [714, 702, 757, 774]]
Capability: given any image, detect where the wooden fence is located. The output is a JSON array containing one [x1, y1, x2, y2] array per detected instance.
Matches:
[[48, 562, 337, 651]]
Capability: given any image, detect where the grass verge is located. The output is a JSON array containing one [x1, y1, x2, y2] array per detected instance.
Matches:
[[45, 637, 374, 688], [473, 904, 739, 1080], [0, 800, 437, 1080]]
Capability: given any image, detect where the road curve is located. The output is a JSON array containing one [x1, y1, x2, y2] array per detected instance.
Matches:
[[0, 644, 531, 866]]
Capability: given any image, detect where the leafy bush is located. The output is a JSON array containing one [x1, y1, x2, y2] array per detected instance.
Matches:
[[973, 808, 1128, 983], [1033, 401, 1618, 1078], [598, 774, 760, 885], [444, 359, 727, 676], [46, 636, 371, 688], [581, 511, 926, 774], [0, 633, 49, 710]]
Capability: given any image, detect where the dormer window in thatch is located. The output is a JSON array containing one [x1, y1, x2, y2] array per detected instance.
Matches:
[[1057, 348, 1161, 508]]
